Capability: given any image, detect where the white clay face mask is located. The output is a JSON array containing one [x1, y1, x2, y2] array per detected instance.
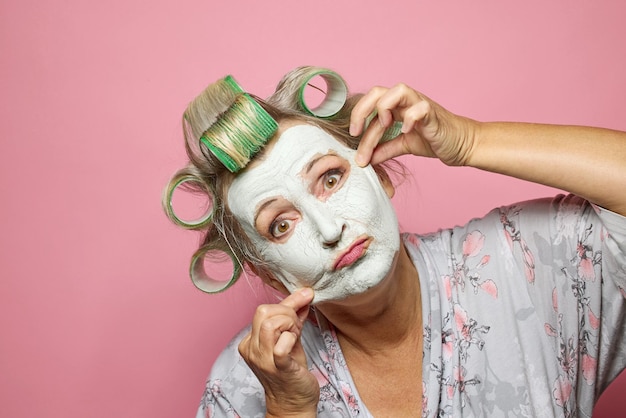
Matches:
[[227, 124, 400, 303]]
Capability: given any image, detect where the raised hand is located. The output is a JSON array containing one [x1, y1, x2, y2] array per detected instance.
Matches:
[[350, 83, 478, 168], [238, 288, 319, 417]]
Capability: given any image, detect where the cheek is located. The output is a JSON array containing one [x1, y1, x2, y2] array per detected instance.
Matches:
[[329, 170, 386, 220], [258, 227, 326, 279]]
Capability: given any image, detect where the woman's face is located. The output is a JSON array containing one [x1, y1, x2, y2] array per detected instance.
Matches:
[[227, 124, 400, 303]]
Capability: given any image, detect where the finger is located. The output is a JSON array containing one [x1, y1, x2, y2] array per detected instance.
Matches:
[[273, 331, 298, 371], [373, 84, 419, 122], [257, 314, 299, 354], [238, 332, 252, 358], [248, 288, 313, 349], [368, 136, 410, 166], [355, 116, 389, 167], [279, 287, 314, 312], [401, 100, 431, 134], [369, 133, 434, 166], [350, 86, 388, 136], [249, 304, 297, 347], [242, 315, 300, 375], [354, 84, 424, 166]]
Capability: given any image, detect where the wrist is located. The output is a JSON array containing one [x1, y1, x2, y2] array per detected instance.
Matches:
[[460, 117, 483, 168], [266, 397, 317, 418]]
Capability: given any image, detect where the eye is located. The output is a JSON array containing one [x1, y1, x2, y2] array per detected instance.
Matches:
[[270, 218, 293, 238], [304, 154, 350, 200], [322, 169, 343, 191]]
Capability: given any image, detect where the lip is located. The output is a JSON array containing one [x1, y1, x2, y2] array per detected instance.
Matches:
[[333, 236, 371, 271]]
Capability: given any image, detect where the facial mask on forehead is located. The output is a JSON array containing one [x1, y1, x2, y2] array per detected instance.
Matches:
[[228, 124, 400, 303]]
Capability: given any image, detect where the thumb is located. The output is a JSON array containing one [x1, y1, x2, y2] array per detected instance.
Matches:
[[281, 288, 314, 313]]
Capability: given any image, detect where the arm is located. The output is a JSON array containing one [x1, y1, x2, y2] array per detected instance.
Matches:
[[470, 122, 626, 216], [350, 84, 626, 216]]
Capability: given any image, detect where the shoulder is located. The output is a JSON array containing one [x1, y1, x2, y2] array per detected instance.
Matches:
[[209, 325, 252, 380], [198, 326, 265, 417]]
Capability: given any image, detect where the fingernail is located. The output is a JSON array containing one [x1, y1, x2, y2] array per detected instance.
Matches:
[[355, 154, 366, 167], [349, 123, 357, 136], [300, 288, 313, 298]]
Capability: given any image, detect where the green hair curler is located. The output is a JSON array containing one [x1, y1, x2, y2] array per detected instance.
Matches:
[[299, 70, 403, 141], [365, 111, 404, 142], [166, 174, 214, 229], [200, 75, 278, 173], [190, 243, 243, 293], [298, 70, 349, 118]]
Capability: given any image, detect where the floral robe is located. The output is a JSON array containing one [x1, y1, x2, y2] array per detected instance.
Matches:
[[197, 195, 626, 417]]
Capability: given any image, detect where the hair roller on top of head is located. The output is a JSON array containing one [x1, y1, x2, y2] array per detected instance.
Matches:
[[199, 75, 278, 173], [298, 70, 349, 118], [274, 67, 403, 140]]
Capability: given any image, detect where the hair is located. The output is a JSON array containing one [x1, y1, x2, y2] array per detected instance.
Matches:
[[162, 66, 403, 286]]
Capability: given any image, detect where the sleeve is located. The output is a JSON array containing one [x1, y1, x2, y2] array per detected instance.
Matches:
[[592, 203, 626, 293], [503, 194, 626, 406], [195, 379, 240, 418], [195, 326, 266, 418]]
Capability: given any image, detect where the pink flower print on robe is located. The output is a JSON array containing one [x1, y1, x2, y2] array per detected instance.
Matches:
[[588, 307, 600, 330], [553, 375, 573, 407], [468, 255, 499, 299], [447, 365, 481, 407], [476, 279, 498, 298], [453, 303, 490, 359], [442, 327, 455, 361], [406, 234, 420, 247], [578, 257, 596, 281], [544, 323, 558, 338], [500, 209, 536, 283], [340, 381, 359, 414], [574, 225, 601, 282], [582, 353, 597, 385], [463, 231, 485, 258], [460, 233, 499, 298], [552, 288, 559, 312], [310, 366, 330, 387], [203, 380, 241, 418]]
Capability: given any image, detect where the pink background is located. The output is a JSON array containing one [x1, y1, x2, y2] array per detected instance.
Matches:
[[1, 1, 625, 416]]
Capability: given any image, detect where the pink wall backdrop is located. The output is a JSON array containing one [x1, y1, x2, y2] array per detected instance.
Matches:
[[1, 1, 625, 416]]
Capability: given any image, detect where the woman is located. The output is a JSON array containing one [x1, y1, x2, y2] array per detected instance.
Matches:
[[164, 67, 626, 417]]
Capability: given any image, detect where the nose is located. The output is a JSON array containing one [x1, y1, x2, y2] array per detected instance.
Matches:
[[321, 223, 346, 248], [302, 200, 345, 248]]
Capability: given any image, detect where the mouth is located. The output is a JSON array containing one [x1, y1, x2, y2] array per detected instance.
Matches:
[[333, 236, 371, 271]]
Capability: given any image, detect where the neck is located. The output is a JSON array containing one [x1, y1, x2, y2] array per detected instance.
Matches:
[[315, 242, 422, 354]]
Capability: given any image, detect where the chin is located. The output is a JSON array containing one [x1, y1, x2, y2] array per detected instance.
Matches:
[[275, 231, 401, 304]]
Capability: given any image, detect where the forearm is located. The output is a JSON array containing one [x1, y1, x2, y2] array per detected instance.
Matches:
[[468, 122, 626, 216]]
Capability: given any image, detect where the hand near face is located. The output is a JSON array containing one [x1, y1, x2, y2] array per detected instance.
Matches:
[[238, 288, 319, 417], [350, 83, 479, 168]]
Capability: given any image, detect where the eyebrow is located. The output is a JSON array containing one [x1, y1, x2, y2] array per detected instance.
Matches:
[[304, 151, 338, 175], [254, 198, 277, 228]]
